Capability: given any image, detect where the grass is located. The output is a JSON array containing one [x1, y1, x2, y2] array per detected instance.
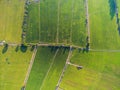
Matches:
[[40, 47, 69, 90], [71, 0, 87, 46], [58, 0, 72, 44], [0, 0, 25, 43], [26, 47, 69, 90], [40, 0, 58, 43], [26, 2, 40, 43], [25, 0, 87, 47], [89, 0, 120, 49], [60, 50, 120, 90], [26, 47, 57, 90], [116, 0, 120, 13], [0, 46, 33, 90]]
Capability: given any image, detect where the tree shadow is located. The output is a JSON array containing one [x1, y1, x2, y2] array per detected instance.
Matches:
[[48, 46, 59, 53], [30, 45, 35, 51], [118, 24, 120, 35], [20, 44, 28, 53], [15, 46, 19, 52], [108, 0, 116, 20], [2, 44, 8, 54]]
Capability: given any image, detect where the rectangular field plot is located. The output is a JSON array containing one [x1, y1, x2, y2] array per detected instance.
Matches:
[[58, 0, 72, 44], [0, 0, 25, 43], [60, 50, 120, 90], [89, 0, 120, 49], [71, 0, 87, 46], [40, 0, 58, 43], [25, 0, 87, 47], [40, 48, 69, 90], [0, 46, 33, 90], [26, 47, 69, 90], [26, 2, 40, 43]]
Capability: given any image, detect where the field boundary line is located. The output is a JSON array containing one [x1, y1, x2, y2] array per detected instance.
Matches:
[[38, 1, 41, 42], [23, 46, 37, 89], [56, 0, 60, 43], [90, 49, 120, 52], [56, 46, 73, 90], [39, 49, 59, 90], [85, 0, 90, 45]]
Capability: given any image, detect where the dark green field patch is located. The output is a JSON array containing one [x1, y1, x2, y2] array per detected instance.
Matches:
[[26, 2, 40, 43], [25, 0, 87, 47], [40, 0, 58, 43]]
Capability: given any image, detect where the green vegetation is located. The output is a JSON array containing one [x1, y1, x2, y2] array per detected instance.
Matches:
[[71, 0, 87, 46], [0, 0, 25, 43], [26, 47, 69, 90], [0, 46, 33, 90], [1, 0, 120, 90], [25, 0, 87, 47], [60, 50, 120, 90], [116, 0, 120, 13], [89, 0, 120, 49], [41, 47, 69, 90], [26, 47, 57, 90], [26, 2, 40, 43], [40, 0, 58, 43]]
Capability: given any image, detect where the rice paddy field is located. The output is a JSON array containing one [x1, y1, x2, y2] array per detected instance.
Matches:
[[26, 47, 69, 90], [0, 0, 25, 43], [26, 0, 87, 47], [0, 46, 33, 90]]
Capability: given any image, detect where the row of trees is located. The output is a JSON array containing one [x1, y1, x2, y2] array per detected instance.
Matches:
[[22, 0, 31, 44]]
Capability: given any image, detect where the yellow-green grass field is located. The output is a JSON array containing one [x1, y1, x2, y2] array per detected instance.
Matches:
[[0, 46, 33, 90], [0, 0, 25, 43], [26, 47, 69, 90], [89, 0, 120, 49], [60, 50, 120, 90]]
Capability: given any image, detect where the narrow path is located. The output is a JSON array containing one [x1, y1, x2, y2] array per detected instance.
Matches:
[[90, 49, 120, 52], [40, 49, 59, 90], [66, 62, 83, 68], [23, 47, 37, 88], [56, 46, 73, 90], [0, 43, 20, 46], [56, 0, 60, 43], [85, 0, 90, 44]]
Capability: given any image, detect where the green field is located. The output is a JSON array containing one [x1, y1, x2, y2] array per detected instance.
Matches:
[[26, 47, 69, 90], [40, 47, 69, 90], [0, 46, 33, 90], [0, 0, 25, 43], [116, 0, 120, 21], [89, 0, 120, 49], [26, 0, 87, 47], [60, 50, 120, 90], [40, 0, 58, 43], [1, 0, 120, 90], [71, 0, 87, 46], [26, 2, 40, 43]]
